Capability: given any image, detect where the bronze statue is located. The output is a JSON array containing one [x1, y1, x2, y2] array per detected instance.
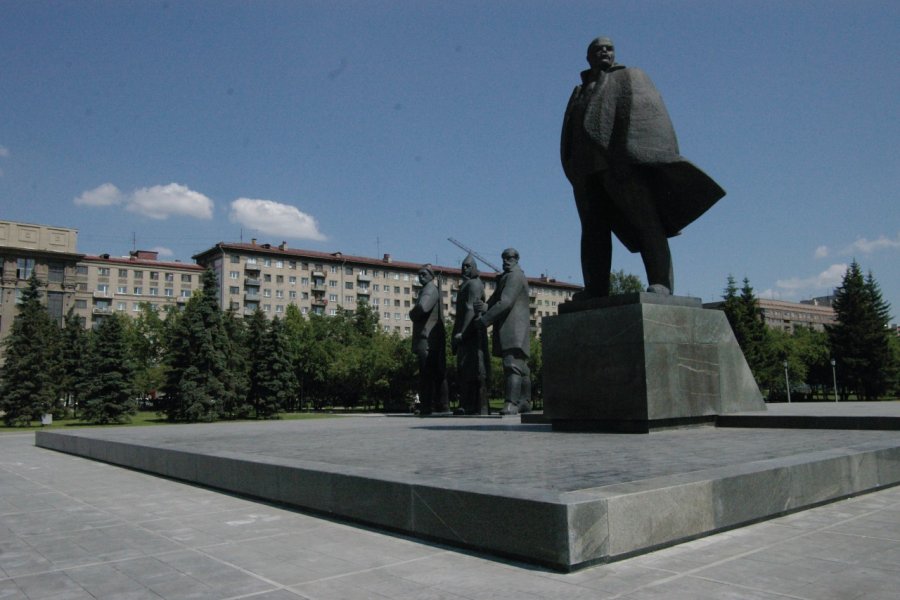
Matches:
[[561, 37, 725, 299], [477, 248, 531, 415], [409, 265, 449, 415], [451, 254, 490, 415]]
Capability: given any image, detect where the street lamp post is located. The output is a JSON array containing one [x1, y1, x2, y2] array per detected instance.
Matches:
[[831, 358, 838, 402], [783, 360, 791, 403]]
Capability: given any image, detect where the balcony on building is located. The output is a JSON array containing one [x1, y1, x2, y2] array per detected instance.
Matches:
[[311, 297, 327, 307], [93, 290, 112, 299], [245, 291, 260, 301], [92, 306, 112, 315], [357, 273, 372, 282], [244, 277, 261, 286]]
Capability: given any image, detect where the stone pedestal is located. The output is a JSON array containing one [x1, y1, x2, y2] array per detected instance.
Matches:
[[543, 293, 765, 433]]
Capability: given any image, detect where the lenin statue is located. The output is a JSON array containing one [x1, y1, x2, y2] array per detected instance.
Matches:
[[561, 36, 726, 299]]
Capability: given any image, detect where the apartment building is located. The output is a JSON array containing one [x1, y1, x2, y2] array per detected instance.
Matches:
[[1, 216, 579, 356], [0, 220, 84, 343], [703, 297, 837, 332], [193, 241, 581, 335], [73, 251, 205, 328]]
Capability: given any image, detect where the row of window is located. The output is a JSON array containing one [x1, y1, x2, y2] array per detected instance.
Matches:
[[90, 267, 193, 282], [93, 284, 191, 297], [234, 254, 414, 281]]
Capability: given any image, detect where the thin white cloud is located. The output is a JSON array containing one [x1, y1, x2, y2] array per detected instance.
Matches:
[[0, 146, 10, 158], [775, 263, 847, 295], [814, 245, 829, 259], [75, 182, 212, 220], [841, 233, 900, 255], [127, 183, 214, 220], [150, 246, 174, 257], [229, 198, 326, 241], [74, 183, 124, 207]]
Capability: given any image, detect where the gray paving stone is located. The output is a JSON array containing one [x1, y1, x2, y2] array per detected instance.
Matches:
[[2, 412, 900, 599], [35, 413, 900, 569]]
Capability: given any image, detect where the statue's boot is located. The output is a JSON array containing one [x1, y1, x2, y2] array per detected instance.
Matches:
[[517, 376, 532, 414], [500, 374, 524, 415]]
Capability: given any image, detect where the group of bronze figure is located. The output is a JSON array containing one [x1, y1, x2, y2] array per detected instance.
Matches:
[[410, 249, 532, 416], [410, 37, 724, 415]]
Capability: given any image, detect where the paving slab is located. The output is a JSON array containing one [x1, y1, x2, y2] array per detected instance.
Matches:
[[34, 404, 900, 571], [4, 431, 900, 598]]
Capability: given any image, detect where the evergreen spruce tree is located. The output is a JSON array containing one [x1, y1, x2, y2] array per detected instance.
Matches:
[[59, 307, 90, 418], [81, 313, 137, 424], [720, 275, 775, 392], [739, 277, 775, 387], [258, 316, 296, 417], [0, 273, 60, 425], [245, 308, 269, 417], [221, 307, 250, 418], [161, 269, 230, 421], [827, 261, 894, 400]]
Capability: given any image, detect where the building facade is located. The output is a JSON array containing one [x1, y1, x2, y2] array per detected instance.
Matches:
[[193, 241, 581, 335], [73, 251, 205, 329], [1, 218, 580, 360], [703, 297, 837, 332], [0, 220, 84, 344]]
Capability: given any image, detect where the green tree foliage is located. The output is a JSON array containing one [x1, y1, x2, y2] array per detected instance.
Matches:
[[221, 307, 250, 417], [125, 303, 170, 408], [59, 307, 90, 418], [245, 308, 270, 416], [720, 275, 775, 390], [161, 269, 233, 421], [81, 313, 137, 424], [609, 269, 644, 295], [256, 316, 296, 418], [0, 273, 60, 425], [827, 262, 895, 400]]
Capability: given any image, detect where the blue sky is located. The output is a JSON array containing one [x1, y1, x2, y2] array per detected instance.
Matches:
[[2, 1, 898, 320]]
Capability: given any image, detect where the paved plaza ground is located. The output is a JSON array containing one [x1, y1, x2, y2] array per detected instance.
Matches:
[[4, 411, 900, 599]]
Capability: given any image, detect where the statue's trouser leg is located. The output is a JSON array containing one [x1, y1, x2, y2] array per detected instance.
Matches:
[[435, 377, 449, 413], [574, 176, 612, 298], [416, 344, 433, 414], [603, 168, 673, 293], [477, 381, 489, 415], [502, 351, 531, 412]]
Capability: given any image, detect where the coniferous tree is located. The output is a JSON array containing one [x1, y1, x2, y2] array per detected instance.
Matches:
[[739, 277, 775, 386], [720, 275, 776, 393], [161, 269, 231, 421], [258, 316, 295, 417], [245, 308, 270, 417], [59, 307, 90, 418], [221, 307, 250, 418], [81, 313, 137, 424], [827, 262, 894, 400], [0, 273, 60, 425]]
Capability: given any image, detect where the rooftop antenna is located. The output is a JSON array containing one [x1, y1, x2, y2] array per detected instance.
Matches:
[[447, 237, 500, 273]]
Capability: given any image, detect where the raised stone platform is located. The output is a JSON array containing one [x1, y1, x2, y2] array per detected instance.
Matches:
[[35, 405, 900, 572], [544, 293, 766, 433]]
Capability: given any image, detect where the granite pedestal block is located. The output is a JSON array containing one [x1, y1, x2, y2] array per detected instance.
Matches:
[[544, 293, 766, 432]]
